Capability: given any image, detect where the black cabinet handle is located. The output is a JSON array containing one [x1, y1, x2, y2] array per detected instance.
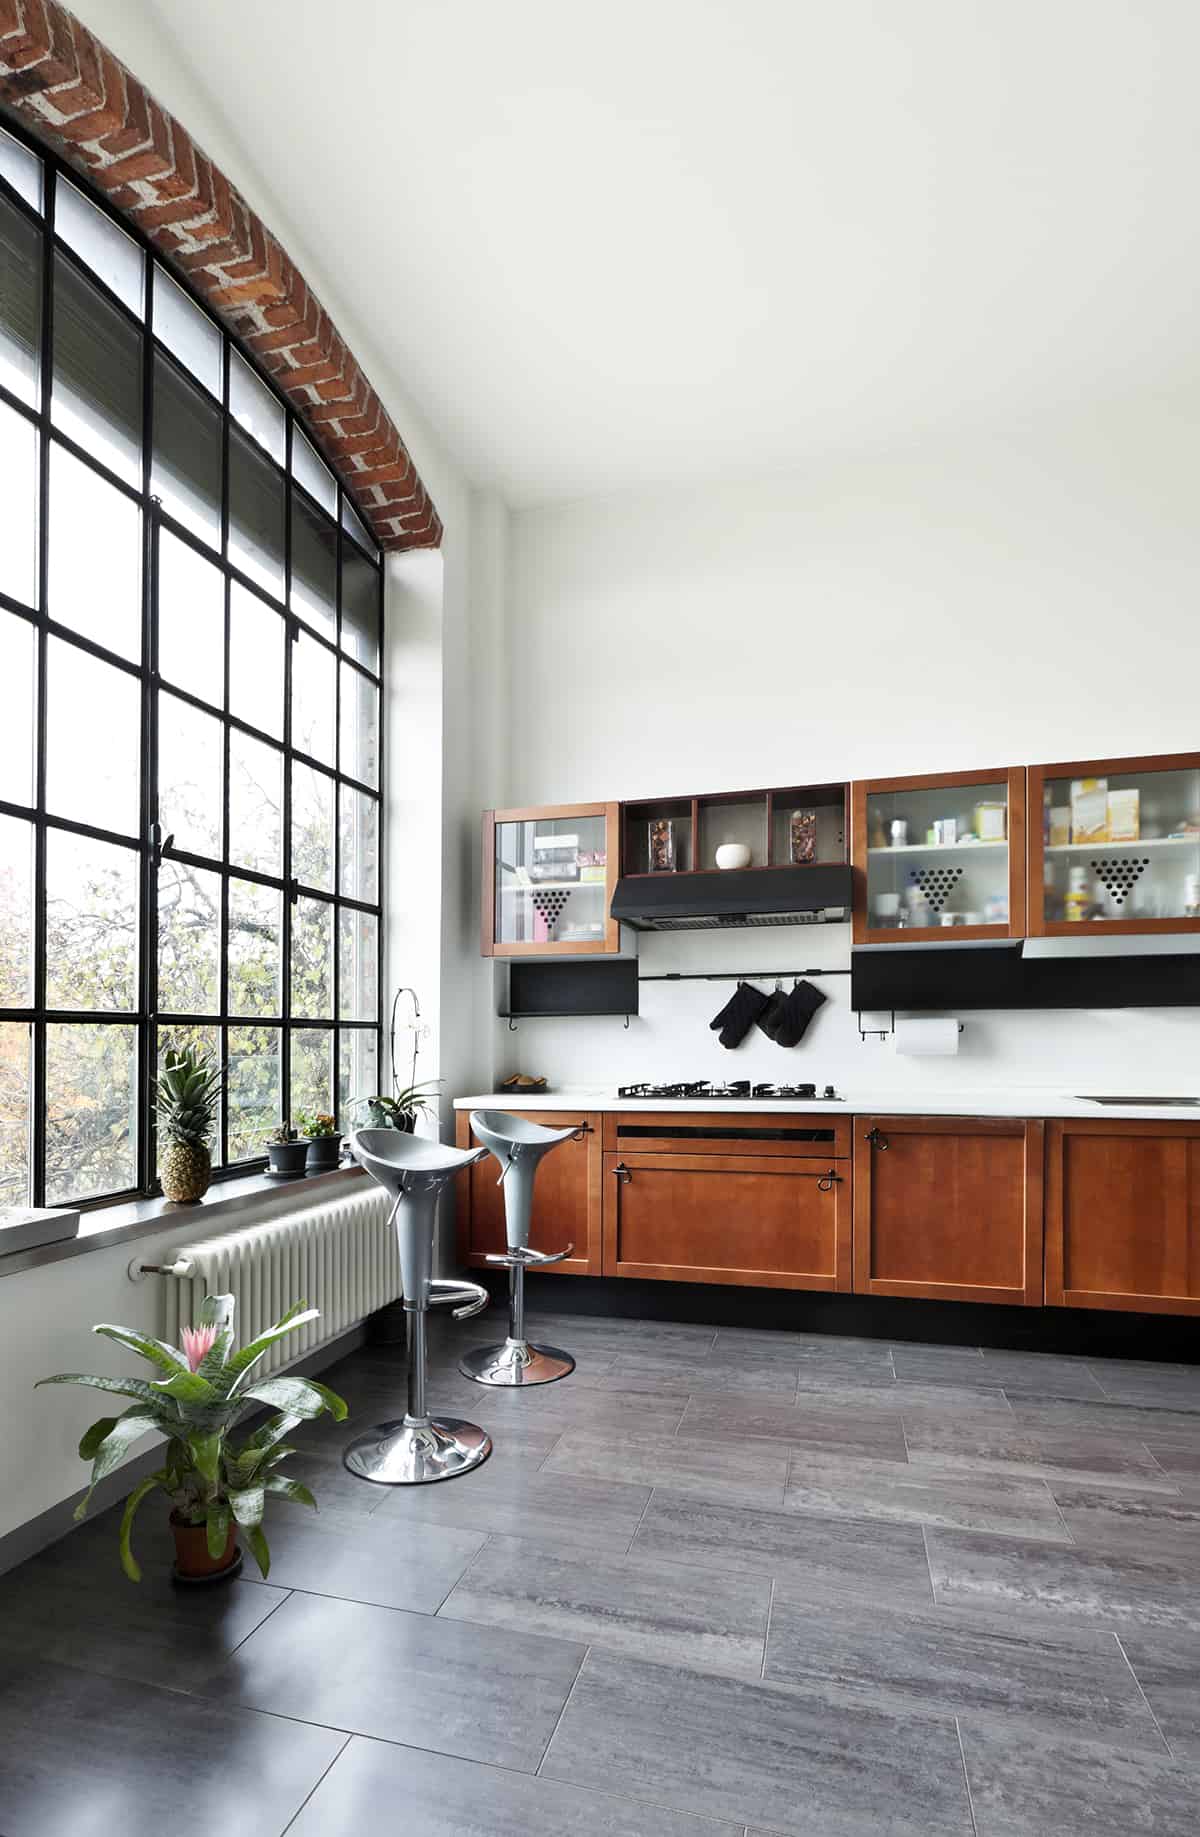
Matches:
[[572, 1121, 594, 1137], [613, 1162, 632, 1184], [865, 1127, 889, 1150]]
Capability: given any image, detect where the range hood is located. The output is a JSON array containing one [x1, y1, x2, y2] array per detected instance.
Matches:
[[610, 865, 852, 932]]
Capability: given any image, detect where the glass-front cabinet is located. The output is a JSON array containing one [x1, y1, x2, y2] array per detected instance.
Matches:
[[483, 803, 620, 956], [852, 768, 1026, 943], [1028, 754, 1200, 935]]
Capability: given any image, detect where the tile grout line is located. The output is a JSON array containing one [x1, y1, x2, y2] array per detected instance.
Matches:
[[1113, 1630, 1176, 1760], [761, 1574, 775, 1679], [534, 1641, 592, 1777], [277, 1730, 352, 1836], [954, 1716, 980, 1837], [432, 1532, 495, 1617], [623, 1484, 656, 1556], [919, 1523, 938, 1609]]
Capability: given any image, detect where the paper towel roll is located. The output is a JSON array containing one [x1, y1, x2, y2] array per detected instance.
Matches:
[[894, 1017, 960, 1057]]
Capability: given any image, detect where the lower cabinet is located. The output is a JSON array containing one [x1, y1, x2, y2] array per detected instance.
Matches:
[[454, 1110, 602, 1276], [601, 1110, 852, 1291], [1045, 1119, 1200, 1315], [853, 1115, 1045, 1306]]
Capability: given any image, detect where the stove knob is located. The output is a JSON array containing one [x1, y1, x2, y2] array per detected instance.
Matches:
[[823, 1084, 836, 1100]]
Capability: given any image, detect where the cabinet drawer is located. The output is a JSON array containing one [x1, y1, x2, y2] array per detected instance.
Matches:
[[602, 1151, 852, 1291], [602, 1110, 850, 1159], [455, 1110, 601, 1276]]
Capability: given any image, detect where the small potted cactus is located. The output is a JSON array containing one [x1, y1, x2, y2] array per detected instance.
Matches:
[[156, 1047, 222, 1203], [297, 1111, 342, 1172], [266, 1124, 308, 1177]]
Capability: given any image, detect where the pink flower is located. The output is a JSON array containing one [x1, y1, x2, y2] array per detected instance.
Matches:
[[180, 1324, 220, 1372]]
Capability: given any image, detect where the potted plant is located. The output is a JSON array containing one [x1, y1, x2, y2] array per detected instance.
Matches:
[[37, 1293, 347, 1583], [157, 1046, 223, 1203], [297, 1110, 342, 1171], [351, 1078, 442, 1135], [266, 1123, 308, 1177]]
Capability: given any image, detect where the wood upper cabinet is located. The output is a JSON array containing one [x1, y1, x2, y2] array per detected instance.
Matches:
[[482, 803, 620, 956], [455, 1109, 602, 1276], [1046, 1119, 1200, 1314], [851, 768, 1026, 943], [853, 1115, 1044, 1305], [601, 1110, 852, 1291], [1028, 752, 1200, 937]]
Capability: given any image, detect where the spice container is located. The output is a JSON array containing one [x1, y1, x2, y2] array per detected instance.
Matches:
[[789, 809, 817, 864], [649, 817, 676, 872]]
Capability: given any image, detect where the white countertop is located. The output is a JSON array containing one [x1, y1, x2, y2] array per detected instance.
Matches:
[[454, 1089, 1200, 1122]]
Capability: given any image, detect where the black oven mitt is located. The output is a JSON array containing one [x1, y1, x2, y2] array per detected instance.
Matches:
[[709, 981, 768, 1049], [757, 979, 826, 1047]]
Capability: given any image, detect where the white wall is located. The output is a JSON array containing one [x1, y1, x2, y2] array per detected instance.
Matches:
[[497, 403, 1200, 1095]]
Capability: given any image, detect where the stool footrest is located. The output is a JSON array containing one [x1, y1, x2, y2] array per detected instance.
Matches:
[[483, 1242, 574, 1269], [426, 1278, 490, 1320]]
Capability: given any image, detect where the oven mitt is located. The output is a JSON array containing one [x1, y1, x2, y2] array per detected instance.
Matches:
[[757, 979, 826, 1047], [709, 980, 768, 1049]]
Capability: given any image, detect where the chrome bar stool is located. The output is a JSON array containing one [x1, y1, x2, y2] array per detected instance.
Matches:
[[459, 1109, 581, 1387], [343, 1129, 493, 1485]]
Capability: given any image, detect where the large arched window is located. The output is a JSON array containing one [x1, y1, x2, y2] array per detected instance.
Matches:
[[0, 119, 383, 1209]]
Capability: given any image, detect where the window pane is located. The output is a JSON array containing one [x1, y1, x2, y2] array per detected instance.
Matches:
[[0, 191, 41, 404], [291, 489, 337, 637], [293, 629, 335, 765], [152, 352, 221, 545], [157, 1023, 220, 1173], [55, 181, 143, 316], [228, 730, 282, 875], [158, 530, 223, 707], [340, 662, 379, 787], [338, 786, 379, 903], [229, 351, 284, 464], [49, 443, 141, 658], [0, 615, 34, 807], [293, 429, 336, 515], [227, 1025, 280, 1161], [0, 814, 33, 1006], [0, 1023, 30, 1205], [338, 1029, 378, 1122], [0, 125, 41, 213], [338, 907, 378, 1021], [341, 494, 374, 556], [46, 638, 139, 834], [45, 830, 138, 1012], [153, 266, 221, 397], [0, 399, 38, 608], [290, 1026, 331, 1123], [227, 878, 281, 1017], [340, 543, 380, 671], [157, 860, 220, 1015], [229, 581, 284, 738], [292, 761, 334, 892], [229, 426, 284, 597], [158, 692, 222, 860], [52, 253, 142, 484], [45, 1021, 136, 1203], [292, 895, 332, 1019]]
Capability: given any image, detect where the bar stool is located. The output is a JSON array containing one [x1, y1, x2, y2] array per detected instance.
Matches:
[[458, 1109, 580, 1387], [343, 1129, 493, 1485]]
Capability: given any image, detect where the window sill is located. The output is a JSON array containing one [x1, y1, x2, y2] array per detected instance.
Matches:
[[0, 1164, 369, 1280]]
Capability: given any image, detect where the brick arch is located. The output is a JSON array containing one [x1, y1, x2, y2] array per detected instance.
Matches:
[[0, 0, 440, 551]]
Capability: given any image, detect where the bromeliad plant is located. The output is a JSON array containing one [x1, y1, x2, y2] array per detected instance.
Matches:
[[37, 1294, 348, 1582]]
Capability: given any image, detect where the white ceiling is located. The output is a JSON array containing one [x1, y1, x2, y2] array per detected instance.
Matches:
[[135, 0, 1199, 506]]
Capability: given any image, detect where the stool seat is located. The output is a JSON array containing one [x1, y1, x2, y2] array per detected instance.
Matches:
[[343, 1127, 494, 1485], [459, 1108, 580, 1388]]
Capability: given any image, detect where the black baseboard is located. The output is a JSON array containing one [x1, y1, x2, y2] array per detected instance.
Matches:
[[479, 1272, 1200, 1363]]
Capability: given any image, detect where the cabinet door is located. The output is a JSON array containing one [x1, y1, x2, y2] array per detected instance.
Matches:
[[602, 1152, 852, 1291], [853, 1116, 1044, 1305], [482, 804, 620, 957], [455, 1111, 601, 1276], [852, 768, 1026, 944], [1046, 1120, 1200, 1314]]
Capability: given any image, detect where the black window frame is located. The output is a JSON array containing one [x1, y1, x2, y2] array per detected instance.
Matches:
[[0, 117, 385, 1212]]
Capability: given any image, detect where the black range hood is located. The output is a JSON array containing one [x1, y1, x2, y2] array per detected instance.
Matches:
[[610, 865, 852, 932]]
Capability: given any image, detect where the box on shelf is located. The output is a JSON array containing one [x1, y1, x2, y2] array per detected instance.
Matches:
[[974, 801, 1007, 842], [1107, 788, 1140, 842], [1070, 778, 1109, 845]]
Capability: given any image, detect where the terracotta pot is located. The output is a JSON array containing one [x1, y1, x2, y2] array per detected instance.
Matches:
[[170, 1513, 240, 1582]]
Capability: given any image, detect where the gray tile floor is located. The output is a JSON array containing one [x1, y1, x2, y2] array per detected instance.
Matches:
[[1, 1311, 1198, 1835]]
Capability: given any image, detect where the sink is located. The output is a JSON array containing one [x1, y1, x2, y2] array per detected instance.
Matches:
[[1076, 1095, 1200, 1106]]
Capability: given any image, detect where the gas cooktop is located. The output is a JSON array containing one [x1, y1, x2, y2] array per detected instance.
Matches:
[[617, 1080, 842, 1102]]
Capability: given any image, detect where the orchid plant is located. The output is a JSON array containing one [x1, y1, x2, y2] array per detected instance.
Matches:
[[37, 1294, 348, 1582]]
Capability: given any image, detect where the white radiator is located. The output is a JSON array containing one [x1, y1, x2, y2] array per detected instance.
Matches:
[[163, 1185, 396, 1378]]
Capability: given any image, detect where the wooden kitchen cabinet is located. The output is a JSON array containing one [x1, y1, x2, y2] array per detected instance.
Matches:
[[482, 803, 621, 956], [1045, 1119, 1200, 1314], [455, 1109, 602, 1276], [851, 767, 1026, 943], [853, 1115, 1044, 1305], [601, 1110, 852, 1290]]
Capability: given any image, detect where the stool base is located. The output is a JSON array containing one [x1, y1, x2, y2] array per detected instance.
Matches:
[[459, 1338, 575, 1387], [343, 1416, 492, 1485]]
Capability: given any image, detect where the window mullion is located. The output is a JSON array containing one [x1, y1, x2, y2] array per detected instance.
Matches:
[[219, 330, 232, 1168], [282, 407, 294, 1135], [137, 238, 156, 1197], [30, 163, 56, 1210]]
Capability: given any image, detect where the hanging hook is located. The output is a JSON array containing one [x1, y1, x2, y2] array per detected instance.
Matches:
[[507, 1016, 518, 1032], [623, 1013, 630, 1030]]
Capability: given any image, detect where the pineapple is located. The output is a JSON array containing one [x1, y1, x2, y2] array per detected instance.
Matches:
[[156, 1048, 223, 1202]]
